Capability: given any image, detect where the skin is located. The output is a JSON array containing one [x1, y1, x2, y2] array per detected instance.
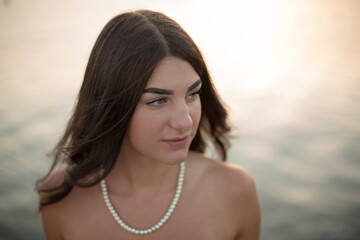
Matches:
[[40, 57, 261, 240]]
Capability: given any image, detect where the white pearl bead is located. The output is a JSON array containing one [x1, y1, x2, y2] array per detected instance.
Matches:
[[101, 162, 185, 235]]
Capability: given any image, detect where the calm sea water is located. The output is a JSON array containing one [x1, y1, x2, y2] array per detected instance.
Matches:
[[1, 0, 359, 239]]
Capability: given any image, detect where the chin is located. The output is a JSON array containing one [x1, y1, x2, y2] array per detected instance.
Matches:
[[163, 149, 189, 165]]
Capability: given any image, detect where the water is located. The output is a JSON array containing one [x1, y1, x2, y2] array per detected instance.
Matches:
[[1, 0, 359, 239]]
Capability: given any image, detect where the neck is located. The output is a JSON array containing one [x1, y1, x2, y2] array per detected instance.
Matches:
[[106, 152, 182, 196]]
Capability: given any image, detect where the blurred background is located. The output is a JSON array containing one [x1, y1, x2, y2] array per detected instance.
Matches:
[[0, 0, 359, 239]]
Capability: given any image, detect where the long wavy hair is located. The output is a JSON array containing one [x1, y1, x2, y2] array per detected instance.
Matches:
[[37, 10, 231, 209]]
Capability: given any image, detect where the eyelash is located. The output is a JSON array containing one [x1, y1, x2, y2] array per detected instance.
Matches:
[[187, 89, 202, 100], [146, 89, 202, 106]]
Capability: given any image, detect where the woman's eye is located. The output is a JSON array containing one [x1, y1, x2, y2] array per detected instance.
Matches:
[[147, 98, 166, 106], [187, 90, 202, 100]]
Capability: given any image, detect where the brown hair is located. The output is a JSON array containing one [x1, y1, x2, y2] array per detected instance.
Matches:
[[37, 9, 231, 209]]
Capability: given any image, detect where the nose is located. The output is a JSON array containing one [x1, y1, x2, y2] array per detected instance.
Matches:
[[168, 102, 193, 132]]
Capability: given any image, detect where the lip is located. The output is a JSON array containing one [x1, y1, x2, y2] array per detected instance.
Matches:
[[163, 136, 190, 148]]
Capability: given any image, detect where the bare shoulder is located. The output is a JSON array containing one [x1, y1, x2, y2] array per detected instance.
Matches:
[[189, 151, 261, 239], [39, 167, 71, 237], [189, 151, 256, 194], [39, 167, 103, 239], [39, 167, 68, 240]]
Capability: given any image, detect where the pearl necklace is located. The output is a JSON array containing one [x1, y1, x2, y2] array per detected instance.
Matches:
[[101, 162, 185, 235]]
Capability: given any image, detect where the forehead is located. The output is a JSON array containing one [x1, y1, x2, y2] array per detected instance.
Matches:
[[146, 57, 200, 88]]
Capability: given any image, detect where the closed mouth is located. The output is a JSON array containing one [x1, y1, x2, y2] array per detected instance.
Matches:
[[162, 136, 190, 147], [164, 136, 189, 141]]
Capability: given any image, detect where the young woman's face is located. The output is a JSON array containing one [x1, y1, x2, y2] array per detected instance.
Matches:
[[122, 57, 202, 165]]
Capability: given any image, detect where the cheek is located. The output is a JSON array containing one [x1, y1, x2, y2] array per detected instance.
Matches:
[[191, 101, 202, 128], [127, 108, 164, 140]]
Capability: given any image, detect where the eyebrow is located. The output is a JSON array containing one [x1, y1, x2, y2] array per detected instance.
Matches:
[[143, 79, 202, 95]]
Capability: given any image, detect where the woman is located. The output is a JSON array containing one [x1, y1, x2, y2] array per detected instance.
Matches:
[[37, 10, 260, 239]]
